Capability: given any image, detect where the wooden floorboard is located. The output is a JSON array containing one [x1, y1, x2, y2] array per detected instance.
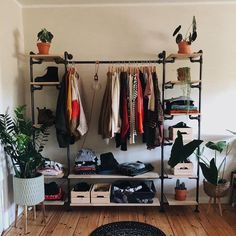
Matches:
[[3, 205, 236, 236]]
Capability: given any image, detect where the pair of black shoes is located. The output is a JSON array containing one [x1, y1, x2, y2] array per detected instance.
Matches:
[[35, 66, 59, 82]]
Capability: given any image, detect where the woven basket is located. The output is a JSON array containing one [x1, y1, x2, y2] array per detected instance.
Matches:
[[203, 179, 230, 198]]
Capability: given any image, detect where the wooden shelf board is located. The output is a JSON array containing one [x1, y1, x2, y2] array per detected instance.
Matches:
[[165, 112, 200, 116], [44, 200, 65, 206], [68, 171, 159, 179], [165, 194, 198, 206], [166, 53, 202, 60], [30, 82, 60, 86], [44, 172, 65, 179], [30, 54, 63, 61], [165, 80, 201, 85], [166, 174, 198, 179], [70, 197, 160, 207]]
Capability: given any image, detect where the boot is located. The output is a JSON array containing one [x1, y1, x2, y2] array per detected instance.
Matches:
[[35, 66, 59, 82], [37, 107, 55, 126]]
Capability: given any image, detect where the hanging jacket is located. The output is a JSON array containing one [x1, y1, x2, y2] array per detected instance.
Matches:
[[55, 72, 72, 148], [135, 71, 144, 134], [146, 72, 164, 150], [98, 72, 113, 139], [111, 72, 121, 137]]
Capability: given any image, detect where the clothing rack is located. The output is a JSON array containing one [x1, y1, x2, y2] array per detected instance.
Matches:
[[64, 51, 163, 65]]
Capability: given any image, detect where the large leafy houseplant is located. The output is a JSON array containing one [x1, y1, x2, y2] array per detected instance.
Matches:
[[168, 130, 203, 168], [197, 141, 231, 185], [0, 105, 49, 178]]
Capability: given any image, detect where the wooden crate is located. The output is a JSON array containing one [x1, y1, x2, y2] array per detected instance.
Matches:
[[169, 127, 192, 141], [171, 163, 193, 176], [91, 183, 111, 204], [71, 184, 93, 204]]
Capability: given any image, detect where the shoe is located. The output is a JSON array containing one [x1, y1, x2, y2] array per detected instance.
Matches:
[[37, 107, 55, 126], [35, 66, 59, 82]]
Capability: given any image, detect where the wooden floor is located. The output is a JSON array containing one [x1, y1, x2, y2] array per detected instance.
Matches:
[[3, 205, 236, 236]]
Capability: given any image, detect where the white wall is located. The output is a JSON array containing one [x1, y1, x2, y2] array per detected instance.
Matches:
[[0, 0, 25, 233], [22, 3, 236, 202]]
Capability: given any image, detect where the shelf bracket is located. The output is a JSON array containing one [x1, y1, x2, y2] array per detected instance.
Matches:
[[164, 115, 174, 120], [190, 83, 201, 89], [164, 83, 174, 89], [189, 115, 200, 120], [31, 85, 43, 91]]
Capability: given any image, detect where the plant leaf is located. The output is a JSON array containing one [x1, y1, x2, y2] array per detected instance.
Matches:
[[176, 34, 183, 44], [226, 129, 236, 135], [173, 25, 181, 36], [192, 31, 197, 42], [168, 130, 203, 168], [199, 158, 218, 185], [205, 141, 226, 153], [192, 16, 197, 32]]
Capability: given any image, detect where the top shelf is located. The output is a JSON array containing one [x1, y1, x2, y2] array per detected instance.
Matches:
[[30, 54, 63, 62], [166, 52, 202, 60]]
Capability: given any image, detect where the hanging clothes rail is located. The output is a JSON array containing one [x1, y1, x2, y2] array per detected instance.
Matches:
[[64, 52, 163, 64]]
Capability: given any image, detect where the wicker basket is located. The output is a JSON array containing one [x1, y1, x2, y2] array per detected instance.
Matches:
[[203, 179, 230, 198]]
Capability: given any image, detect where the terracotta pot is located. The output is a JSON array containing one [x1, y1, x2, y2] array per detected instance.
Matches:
[[203, 179, 230, 198], [37, 42, 51, 54], [175, 189, 187, 201], [178, 41, 191, 54]]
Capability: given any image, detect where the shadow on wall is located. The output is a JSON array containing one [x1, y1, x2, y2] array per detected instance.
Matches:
[[13, 29, 26, 107], [0, 147, 14, 229]]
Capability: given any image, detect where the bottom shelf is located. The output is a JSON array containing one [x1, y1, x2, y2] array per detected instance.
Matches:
[[70, 197, 160, 207], [165, 194, 198, 206], [44, 200, 66, 206]]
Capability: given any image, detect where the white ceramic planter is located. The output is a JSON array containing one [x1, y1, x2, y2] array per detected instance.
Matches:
[[13, 174, 44, 206]]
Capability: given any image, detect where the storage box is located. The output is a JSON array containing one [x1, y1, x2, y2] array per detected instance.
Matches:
[[169, 127, 192, 141], [71, 184, 92, 204], [91, 183, 111, 204], [171, 163, 194, 176]]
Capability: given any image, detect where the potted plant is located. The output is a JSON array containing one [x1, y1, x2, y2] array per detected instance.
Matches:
[[172, 16, 197, 54], [196, 140, 231, 198], [175, 179, 187, 201], [168, 131, 203, 175], [37, 28, 54, 54], [0, 105, 49, 207]]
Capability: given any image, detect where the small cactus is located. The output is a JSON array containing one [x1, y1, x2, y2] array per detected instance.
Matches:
[[175, 179, 186, 190]]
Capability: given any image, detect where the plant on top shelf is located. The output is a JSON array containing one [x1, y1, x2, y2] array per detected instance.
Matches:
[[175, 179, 187, 201], [168, 130, 203, 168], [172, 16, 197, 54], [37, 28, 54, 55], [196, 140, 231, 198]]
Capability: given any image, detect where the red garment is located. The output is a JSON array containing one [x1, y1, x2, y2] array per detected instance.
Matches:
[[71, 100, 80, 119], [136, 72, 144, 133]]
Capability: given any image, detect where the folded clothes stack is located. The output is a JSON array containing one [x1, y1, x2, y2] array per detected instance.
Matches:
[[44, 182, 63, 201], [74, 148, 98, 175], [38, 159, 64, 176], [165, 96, 198, 114], [118, 161, 154, 176]]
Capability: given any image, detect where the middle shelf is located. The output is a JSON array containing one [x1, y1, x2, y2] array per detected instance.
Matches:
[[68, 171, 159, 179]]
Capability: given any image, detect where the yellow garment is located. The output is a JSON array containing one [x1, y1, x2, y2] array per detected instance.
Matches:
[[66, 70, 73, 122]]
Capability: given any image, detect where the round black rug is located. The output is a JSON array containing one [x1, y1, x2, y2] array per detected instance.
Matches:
[[90, 221, 166, 236]]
